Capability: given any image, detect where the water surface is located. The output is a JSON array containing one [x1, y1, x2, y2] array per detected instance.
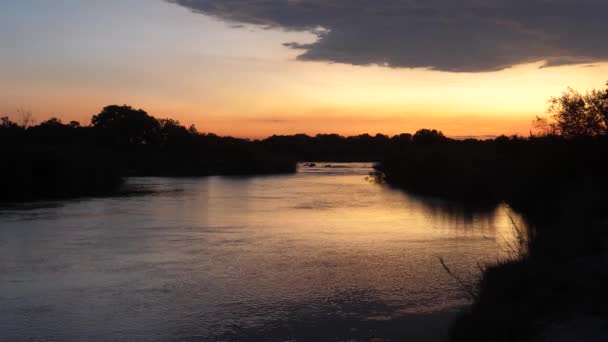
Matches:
[[0, 163, 521, 341]]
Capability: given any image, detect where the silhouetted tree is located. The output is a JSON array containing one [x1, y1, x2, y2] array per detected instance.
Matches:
[[187, 124, 198, 135], [391, 133, 412, 144], [0, 116, 20, 130], [412, 129, 446, 144], [39, 117, 64, 128], [91, 105, 160, 145], [158, 118, 190, 146], [536, 81, 608, 137], [0, 116, 24, 143]]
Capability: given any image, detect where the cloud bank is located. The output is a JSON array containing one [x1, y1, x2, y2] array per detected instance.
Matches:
[[167, 0, 608, 72]]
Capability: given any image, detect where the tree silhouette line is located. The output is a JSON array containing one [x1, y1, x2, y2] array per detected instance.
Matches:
[[2, 82, 608, 203]]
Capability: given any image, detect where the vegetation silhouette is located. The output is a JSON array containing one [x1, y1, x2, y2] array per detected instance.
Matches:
[[535, 81, 608, 137], [0, 105, 297, 201], [0, 105, 470, 202], [1, 115, 123, 201]]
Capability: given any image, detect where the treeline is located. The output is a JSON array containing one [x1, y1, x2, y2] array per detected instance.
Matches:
[[376, 133, 608, 221], [261, 129, 441, 161], [0, 105, 461, 201], [0, 105, 295, 201]]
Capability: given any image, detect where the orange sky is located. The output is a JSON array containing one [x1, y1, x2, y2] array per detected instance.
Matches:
[[1, 0, 607, 138]]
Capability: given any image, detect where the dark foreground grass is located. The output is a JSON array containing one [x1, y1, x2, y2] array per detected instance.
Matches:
[[451, 228, 608, 342]]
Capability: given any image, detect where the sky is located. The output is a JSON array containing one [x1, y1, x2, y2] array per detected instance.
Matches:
[[1, 0, 607, 138]]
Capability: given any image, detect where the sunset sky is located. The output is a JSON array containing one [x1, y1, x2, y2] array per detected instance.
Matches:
[[2, 0, 607, 138]]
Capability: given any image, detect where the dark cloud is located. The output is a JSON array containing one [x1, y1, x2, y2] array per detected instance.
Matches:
[[167, 0, 608, 72]]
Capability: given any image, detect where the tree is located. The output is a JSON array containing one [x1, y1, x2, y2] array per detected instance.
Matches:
[[536, 82, 608, 137], [39, 117, 64, 128], [188, 124, 198, 135], [0, 116, 20, 130], [158, 118, 190, 146], [91, 105, 160, 145], [412, 129, 446, 144]]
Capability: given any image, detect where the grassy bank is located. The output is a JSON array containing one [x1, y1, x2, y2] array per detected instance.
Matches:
[[448, 218, 608, 342]]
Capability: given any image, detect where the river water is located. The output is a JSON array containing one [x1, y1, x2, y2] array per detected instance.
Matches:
[[0, 163, 521, 341]]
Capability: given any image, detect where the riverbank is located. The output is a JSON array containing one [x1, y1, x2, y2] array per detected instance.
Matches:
[[450, 220, 608, 341], [1, 106, 302, 202], [0, 144, 296, 202], [1, 146, 124, 202], [375, 136, 608, 341]]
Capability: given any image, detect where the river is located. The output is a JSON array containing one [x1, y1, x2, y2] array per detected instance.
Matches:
[[0, 163, 522, 341]]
